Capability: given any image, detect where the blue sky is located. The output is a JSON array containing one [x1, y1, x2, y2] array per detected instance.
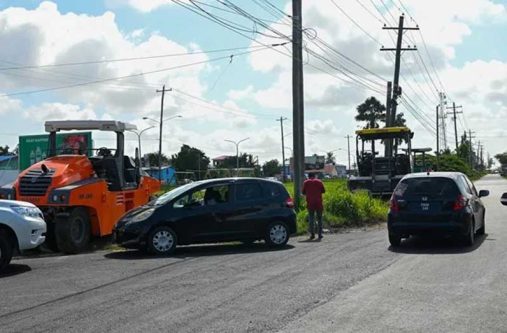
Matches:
[[0, 0, 506, 164]]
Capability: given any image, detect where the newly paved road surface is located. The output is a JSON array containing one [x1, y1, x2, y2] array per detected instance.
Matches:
[[1, 175, 506, 332]]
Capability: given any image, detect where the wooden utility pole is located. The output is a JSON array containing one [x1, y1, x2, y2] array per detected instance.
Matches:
[[277, 116, 288, 182], [156, 85, 171, 181], [381, 15, 419, 129], [292, 0, 304, 209], [446, 102, 463, 152]]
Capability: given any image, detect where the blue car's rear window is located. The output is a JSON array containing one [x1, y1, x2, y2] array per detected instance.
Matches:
[[394, 177, 460, 198]]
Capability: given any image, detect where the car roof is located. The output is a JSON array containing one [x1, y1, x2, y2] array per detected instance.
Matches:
[[402, 171, 465, 180], [186, 177, 283, 188]]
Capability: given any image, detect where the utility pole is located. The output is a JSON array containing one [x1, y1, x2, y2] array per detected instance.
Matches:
[[156, 85, 172, 182], [436, 105, 440, 170], [468, 129, 476, 169], [439, 92, 448, 151], [381, 15, 419, 129], [446, 102, 463, 152], [345, 135, 352, 173], [385, 81, 393, 158], [277, 117, 288, 182], [292, 0, 305, 209]]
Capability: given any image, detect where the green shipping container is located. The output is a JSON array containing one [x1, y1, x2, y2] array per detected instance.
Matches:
[[19, 132, 93, 170]]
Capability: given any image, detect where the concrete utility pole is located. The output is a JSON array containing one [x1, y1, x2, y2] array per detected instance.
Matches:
[[381, 15, 419, 129], [345, 135, 352, 173], [439, 92, 448, 151], [385, 81, 393, 157], [436, 105, 440, 170], [292, 0, 305, 209], [156, 85, 172, 181], [446, 102, 463, 152], [468, 129, 476, 169], [277, 117, 288, 182]]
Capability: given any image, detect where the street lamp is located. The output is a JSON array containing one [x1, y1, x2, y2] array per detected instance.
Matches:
[[224, 137, 250, 176], [142, 114, 182, 181], [126, 126, 155, 166]]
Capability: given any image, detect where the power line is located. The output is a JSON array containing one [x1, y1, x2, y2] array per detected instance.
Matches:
[[0, 45, 283, 97], [0, 45, 269, 71]]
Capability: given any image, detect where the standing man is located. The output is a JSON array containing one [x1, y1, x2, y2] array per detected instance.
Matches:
[[302, 172, 325, 240]]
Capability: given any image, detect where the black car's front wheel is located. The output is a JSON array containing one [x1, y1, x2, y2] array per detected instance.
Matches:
[[148, 226, 177, 255], [265, 221, 289, 247]]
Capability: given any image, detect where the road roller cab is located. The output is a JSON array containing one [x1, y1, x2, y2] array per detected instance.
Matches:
[[0, 120, 161, 253]]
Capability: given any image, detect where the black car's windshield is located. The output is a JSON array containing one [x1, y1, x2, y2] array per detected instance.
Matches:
[[154, 183, 196, 205]]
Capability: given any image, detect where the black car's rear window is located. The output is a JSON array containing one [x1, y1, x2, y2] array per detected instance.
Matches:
[[394, 177, 460, 198], [236, 183, 263, 201], [263, 182, 288, 198]]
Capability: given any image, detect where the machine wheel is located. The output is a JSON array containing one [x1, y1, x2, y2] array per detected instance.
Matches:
[[265, 221, 289, 247], [388, 231, 402, 247], [55, 207, 91, 254], [476, 212, 485, 235], [147, 226, 177, 255], [0, 230, 14, 272]]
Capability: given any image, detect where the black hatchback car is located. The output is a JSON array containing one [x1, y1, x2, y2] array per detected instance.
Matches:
[[388, 172, 489, 247], [113, 178, 297, 254]]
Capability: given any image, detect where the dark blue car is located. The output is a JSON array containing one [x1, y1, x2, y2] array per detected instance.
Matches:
[[388, 172, 489, 247], [113, 178, 296, 255]]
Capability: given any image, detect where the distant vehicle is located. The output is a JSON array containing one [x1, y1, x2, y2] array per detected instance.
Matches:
[[0, 200, 46, 271], [0, 120, 160, 254], [388, 172, 489, 247], [501, 193, 507, 206], [113, 178, 296, 255], [348, 127, 414, 196]]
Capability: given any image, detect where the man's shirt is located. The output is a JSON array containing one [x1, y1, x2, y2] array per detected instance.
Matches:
[[302, 178, 325, 210]]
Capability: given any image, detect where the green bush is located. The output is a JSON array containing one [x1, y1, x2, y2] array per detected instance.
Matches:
[[287, 180, 388, 235]]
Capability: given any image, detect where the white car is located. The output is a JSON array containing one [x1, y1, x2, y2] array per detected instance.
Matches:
[[0, 200, 46, 271]]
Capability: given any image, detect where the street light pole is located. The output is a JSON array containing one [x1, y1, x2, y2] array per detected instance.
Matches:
[[156, 85, 172, 181], [127, 126, 154, 166], [142, 112, 181, 180], [224, 137, 249, 176]]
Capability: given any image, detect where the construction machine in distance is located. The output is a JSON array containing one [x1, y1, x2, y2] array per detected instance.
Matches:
[[347, 127, 414, 197], [0, 120, 161, 253]]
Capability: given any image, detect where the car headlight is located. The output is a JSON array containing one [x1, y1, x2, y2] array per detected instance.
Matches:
[[128, 208, 155, 224], [11, 205, 42, 218]]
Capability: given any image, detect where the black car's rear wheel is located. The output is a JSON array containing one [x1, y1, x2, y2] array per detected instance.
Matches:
[[0, 230, 14, 272], [463, 220, 475, 246], [388, 231, 401, 247], [476, 212, 485, 235], [148, 226, 177, 255], [55, 207, 91, 254], [265, 221, 289, 247]]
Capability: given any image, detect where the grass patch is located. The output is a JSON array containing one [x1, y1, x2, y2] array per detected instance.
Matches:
[[285, 179, 388, 235]]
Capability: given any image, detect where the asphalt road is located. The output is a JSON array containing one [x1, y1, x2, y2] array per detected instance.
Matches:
[[0, 174, 506, 332]]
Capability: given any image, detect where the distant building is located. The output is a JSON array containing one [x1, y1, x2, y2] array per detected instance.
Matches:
[[212, 155, 235, 168]]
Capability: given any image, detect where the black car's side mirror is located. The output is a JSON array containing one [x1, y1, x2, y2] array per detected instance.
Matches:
[[501, 193, 507, 206], [479, 190, 490, 198]]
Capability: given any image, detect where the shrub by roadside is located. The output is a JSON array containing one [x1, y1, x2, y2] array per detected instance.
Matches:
[[286, 180, 388, 235]]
